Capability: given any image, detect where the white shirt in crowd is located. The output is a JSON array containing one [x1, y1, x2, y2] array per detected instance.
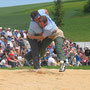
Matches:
[[48, 56, 56, 66], [23, 33, 27, 39], [5, 31, 12, 37], [0, 59, 6, 65]]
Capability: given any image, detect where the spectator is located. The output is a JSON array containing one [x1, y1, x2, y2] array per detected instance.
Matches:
[[88, 57, 90, 65], [0, 44, 4, 61], [0, 26, 89, 68], [0, 37, 5, 49], [5, 28, 12, 41], [0, 27, 2, 35], [40, 54, 48, 66], [48, 54, 57, 66], [69, 49, 75, 66], [75, 52, 82, 66], [0, 56, 9, 68], [7, 53, 18, 67]]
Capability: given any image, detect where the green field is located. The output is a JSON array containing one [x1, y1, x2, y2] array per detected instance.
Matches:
[[0, 66, 90, 70], [0, 0, 90, 41]]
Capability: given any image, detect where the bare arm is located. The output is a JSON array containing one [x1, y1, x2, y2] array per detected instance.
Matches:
[[28, 34, 45, 40]]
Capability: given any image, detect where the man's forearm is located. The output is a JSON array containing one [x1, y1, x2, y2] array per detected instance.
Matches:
[[28, 34, 45, 40]]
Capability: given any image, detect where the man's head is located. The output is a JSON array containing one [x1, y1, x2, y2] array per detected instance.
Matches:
[[38, 16, 47, 28], [30, 11, 41, 23]]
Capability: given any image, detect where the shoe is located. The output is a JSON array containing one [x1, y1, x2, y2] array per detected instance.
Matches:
[[59, 61, 65, 72], [33, 69, 40, 72]]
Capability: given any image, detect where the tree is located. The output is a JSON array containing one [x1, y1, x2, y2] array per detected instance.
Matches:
[[53, 0, 64, 27], [83, 0, 90, 13]]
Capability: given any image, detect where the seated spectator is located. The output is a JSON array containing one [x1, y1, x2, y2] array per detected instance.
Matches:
[[0, 27, 2, 34], [17, 56, 25, 67], [13, 29, 18, 37], [7, 53, 18, 67], [20, 30, 24, 38], [48, 54, 57, 66], [5, 43, 12, 55], [0, 44, 4, 61], [17, 38, 25, 56], [0, 36, 5, 49], [5, 28, 12, 41], [23, 30, 27, 39], [75, 52, 82, 66], [40, 54, 48, 66], [88, 57, 90, 65], [82, 54, 88, 65], [69, 48, 75, 66], [0, 56, 9, 68], [1, 32, 5, 37]]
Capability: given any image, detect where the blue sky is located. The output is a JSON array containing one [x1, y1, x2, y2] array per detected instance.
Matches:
[[0, 0, 54, 8]]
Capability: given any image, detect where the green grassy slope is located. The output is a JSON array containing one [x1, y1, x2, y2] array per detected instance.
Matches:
[[0, 2, 53, 30], [61, 0, 90, 41], [0, 0, 90, 41]]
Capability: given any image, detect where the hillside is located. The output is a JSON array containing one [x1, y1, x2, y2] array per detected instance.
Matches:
[[0, 0, 90, 41]]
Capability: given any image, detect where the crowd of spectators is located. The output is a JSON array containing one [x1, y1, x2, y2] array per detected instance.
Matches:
[[63, 39, 90, 66], [40, 38, 90, 67], [0, 27, 30, 68], [0, 26, 90, 68]]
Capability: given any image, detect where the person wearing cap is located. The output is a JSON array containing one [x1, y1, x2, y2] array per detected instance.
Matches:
[[13, 29, 18, 37], [26, 9, 66, 72], [5, 28, 12, 39], [7, 53, 17, 67]]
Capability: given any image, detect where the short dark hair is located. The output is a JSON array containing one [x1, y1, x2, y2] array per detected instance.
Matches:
[[39, 16, 47, 23], [30, 11, 38, 19]]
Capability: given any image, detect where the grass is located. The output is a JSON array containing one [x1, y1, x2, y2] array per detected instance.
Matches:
[[0, 65, 90, 70], [0, 0, 90, 41], [61, 0, 90, 41], [0, 2, 53, 30], [43, 65, 90, 70]]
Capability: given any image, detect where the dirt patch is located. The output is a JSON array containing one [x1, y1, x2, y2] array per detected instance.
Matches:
[[0, 69, 90, 90]]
